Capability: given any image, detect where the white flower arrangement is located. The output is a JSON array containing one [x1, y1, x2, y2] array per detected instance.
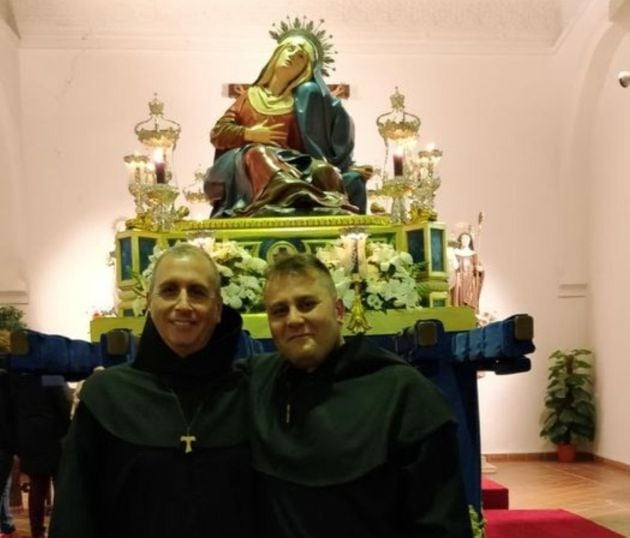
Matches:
[[201, 239, 268, 312], [316, 240, 422, 311], [130, 237, 420, 315], [130, 239, 268, 315]]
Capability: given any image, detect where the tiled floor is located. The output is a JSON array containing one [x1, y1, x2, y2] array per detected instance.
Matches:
[[487, 460, 630, 536], [4, 476, 51, 538], [4, 505, 37, 538], [6, 460, 630, 537]]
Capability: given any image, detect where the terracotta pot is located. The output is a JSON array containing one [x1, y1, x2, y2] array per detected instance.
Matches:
[[556, 443, 577, 462]]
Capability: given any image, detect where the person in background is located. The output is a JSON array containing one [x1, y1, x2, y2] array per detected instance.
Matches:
[[50, 243, 252, 538], [12, 373, 71, 538], [247, 253, 472, 537], [0, 364, 18, 538]]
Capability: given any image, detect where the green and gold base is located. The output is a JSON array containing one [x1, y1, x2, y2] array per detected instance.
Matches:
[[115, 215, 450, 316], [91, 306, 476, 342]]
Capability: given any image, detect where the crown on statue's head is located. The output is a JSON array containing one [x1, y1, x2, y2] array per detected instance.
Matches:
[[269, 16, 337, 77]]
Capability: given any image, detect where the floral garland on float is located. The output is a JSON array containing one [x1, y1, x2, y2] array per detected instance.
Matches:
[[128, 238, 423, 316], [130, 239, 268, 315], [315, 240, 421, 312]]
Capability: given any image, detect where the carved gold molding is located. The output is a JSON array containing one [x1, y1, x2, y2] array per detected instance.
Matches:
[[173, 214, 391, 231]]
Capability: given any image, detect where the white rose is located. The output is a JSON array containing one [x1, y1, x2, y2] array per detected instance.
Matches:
[[217, 264, 233, 278], [366, 294, 383, 310]]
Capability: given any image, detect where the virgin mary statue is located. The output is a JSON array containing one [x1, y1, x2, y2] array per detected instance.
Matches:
[[204, 21, 369, 217]]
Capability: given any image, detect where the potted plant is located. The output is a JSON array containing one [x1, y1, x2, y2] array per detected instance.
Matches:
[[540, 348, 595, 462], [0, 305, 27, 352]]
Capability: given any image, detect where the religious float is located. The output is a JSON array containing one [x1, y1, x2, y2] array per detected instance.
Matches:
[[4, 18, 535, 536]]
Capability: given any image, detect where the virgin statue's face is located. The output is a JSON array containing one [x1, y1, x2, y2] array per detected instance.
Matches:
[[459, 233, 471, 248], [275, 37, 311, 79]]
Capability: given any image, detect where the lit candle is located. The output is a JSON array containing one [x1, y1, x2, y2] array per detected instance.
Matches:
[[155, 162, 166, 184], [425, 143, 442, 168], [357, 234, 367, 277], [393, 148, 404, 177], [138, 159, 148, 183], [153, 148, 166, 184], [124, 160, 134, 182], [341, 233, 359, 274], [351, 237, 359, 274]]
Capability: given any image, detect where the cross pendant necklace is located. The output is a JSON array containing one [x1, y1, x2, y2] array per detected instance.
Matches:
[[171, 391, 204, 455], [180, 432, 197, 454]]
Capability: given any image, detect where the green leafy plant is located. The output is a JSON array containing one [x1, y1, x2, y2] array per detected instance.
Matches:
[[0, 305, 27, 331], [540, 348, 595, 446], [0, 305, 27, 352], [468, 505, 485, 538]]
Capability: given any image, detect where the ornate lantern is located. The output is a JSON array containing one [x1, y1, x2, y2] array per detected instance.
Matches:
[[182, 166, 211, 221], [375, 88, 421, 223], [134, 94, 181, 185], [125, 95, 184, 231], [408, 143, 443, 222]]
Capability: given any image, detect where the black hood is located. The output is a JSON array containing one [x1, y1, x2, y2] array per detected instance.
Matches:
[[332, 334, 407, 380], [132, 305, 243, 380], [276, 334, 407, 429], [283, 334, 406, 384]]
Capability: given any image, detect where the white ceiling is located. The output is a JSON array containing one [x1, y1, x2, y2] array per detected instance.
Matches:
[[2, 0, 592, 52]]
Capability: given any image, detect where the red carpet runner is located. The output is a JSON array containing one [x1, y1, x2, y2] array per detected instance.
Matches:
[[482, 477, 509, 509], [485, 508, 624, 537]]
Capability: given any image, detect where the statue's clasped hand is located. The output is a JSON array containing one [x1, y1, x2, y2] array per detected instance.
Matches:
[[244, 119, 286, 146]]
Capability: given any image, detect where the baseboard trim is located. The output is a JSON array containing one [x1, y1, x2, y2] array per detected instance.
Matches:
[[592, 454, 630, 473], [484, 452, 593, 462], [485, 452, 630, 470], [485, 452, 555, 462], [0, 290, 28, 304]]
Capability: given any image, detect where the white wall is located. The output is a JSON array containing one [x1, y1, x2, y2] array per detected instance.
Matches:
[[0, 17, 27, 304], [17, 41, 571, 451], [10, 1, 630, 462], [588, 24, 630, 465], [478, 0, 630, 464]]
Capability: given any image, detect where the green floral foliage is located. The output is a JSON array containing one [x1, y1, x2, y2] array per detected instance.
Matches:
[[540, 348, 596, 445], [0, 305, 27, 352], [469, 505, 485, 538], [0, 305, 27, 331]]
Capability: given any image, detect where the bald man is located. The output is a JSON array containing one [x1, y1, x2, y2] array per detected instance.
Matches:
[[51, 244, 252, 538]]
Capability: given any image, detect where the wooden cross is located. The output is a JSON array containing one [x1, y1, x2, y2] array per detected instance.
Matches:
[[180, 434, 197, 454]]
